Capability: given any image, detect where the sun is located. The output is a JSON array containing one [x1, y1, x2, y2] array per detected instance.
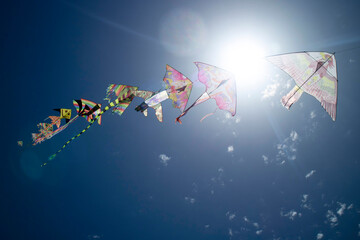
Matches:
[[219, 38, 266, 89]]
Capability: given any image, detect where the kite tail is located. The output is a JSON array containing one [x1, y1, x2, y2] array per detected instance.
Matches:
[[175, 112, 185, 124], [281, 86, 304, 110], [175, 104, 194, 124], [43, 98, 125, 166], [44, 119, 97, 165], [200, 108, 218, 122]]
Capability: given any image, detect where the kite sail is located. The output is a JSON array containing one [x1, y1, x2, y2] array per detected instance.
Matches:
[[266, 52, 337, 121], [176, 62, 237, 123], [134, 64, 193, 122], [17, 141, 23, 147], [45, 85, 138, 165]]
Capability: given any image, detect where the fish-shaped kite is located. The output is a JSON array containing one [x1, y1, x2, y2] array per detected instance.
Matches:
[[176, 62, 237, 123], [266, 52, 337, 121], [134, 64, 193, 122]]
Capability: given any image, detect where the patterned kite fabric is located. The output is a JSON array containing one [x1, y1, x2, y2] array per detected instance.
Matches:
[[145, 90, 169, 107], [48, 116, 61, 128], [112, 96, 134, 116], [73, 99, 103, 124], [195, 62, 237, 116], [133, 90, 154, 100], [32, 123, 54, 143], [267, 52, 337, 121], [59, 108, 71, 120], [163, 64, 193, 112], [105, 84, 138, 116], [32, 115, 80, 146], [133, 90, 163, 122]]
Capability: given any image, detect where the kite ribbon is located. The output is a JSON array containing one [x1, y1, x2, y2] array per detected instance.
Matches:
[[200, 108, 218, 122]]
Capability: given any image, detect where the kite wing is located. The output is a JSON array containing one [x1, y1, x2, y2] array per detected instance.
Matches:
[[267, 52, 337, 121], [134, 90, 163, 122], [163, 64, 193, 112], [176, 62, 237, 123]]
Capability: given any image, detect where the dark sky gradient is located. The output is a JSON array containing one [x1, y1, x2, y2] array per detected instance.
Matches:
[[2, 0, 360, 239]]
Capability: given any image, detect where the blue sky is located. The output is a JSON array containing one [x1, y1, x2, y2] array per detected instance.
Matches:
[[2, 0, 360, 239]]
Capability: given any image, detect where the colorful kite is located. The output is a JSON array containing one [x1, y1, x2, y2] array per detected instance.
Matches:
[[32, 99, 103, 146], [134, 90, 163, 122], [73, 99, 102, 124], [266, 52, 337, 121], [32, 108, 74, 145], [17, 141, 23, 147], [45, 85, 138, 165], [134, 64, 193, 122], [176, 62, 237, 123], [32, 122, 54, 145]]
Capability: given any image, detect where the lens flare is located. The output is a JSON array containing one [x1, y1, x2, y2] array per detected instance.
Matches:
[[220, 39, 265, 89]]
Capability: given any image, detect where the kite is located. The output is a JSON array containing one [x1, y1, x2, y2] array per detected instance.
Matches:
[[45, 85, 138, 165], [134, 64, 193, 122], [17, 141, 23, 147], [134, 90, 164, 122], [32, 108, 73, 145], [266, 52, 337, 121], [176, 62, 237, 123]]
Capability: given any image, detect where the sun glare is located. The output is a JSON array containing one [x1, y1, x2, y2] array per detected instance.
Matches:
[[219, 39, 266, 89]]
